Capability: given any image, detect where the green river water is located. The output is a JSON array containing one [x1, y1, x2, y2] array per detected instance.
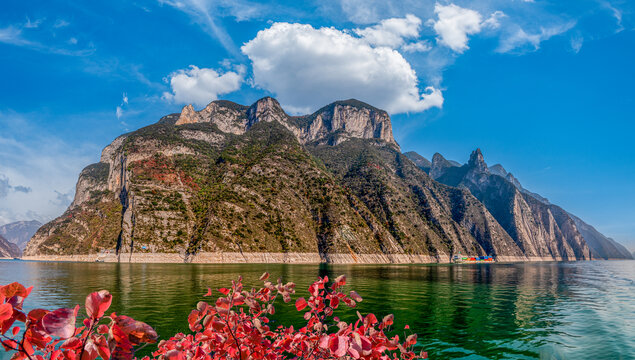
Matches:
[[1, 260, 633, 359]]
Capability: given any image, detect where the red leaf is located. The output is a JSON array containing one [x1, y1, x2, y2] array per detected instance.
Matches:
[[218, 288, 230, 295], [95, 336, 110, 359], [85, 290, 112, 319], [27, 309, 49, 323], [349, 291, 363, 302], [329, 296, 340, 309], [80, 340, 99, 360], [203, 288, 212, 297], [12, 326, 19, 336], [114, 315, 158, 345], [0, 303, 12, 322], [382, 314, 394, 326], [259, 272, 270, 281], [0, 283, 29, 299], [60, 337, 82, 350], [42, 308, 76, 339], [334, 275, 346, 287], [329, 335, 349, 357], [295, 297, 308, 311], [164, 350, 185, 360]]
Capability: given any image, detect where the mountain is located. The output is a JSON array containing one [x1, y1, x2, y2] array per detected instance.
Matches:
[[25, 98, 590, 263], [0, 220, 42, 250], [413, 148, 632, 260], [403, 152, 431, 172], [568, 214, 633, 259], [421, 149, 591, 261], [0, 234, 21, 258]]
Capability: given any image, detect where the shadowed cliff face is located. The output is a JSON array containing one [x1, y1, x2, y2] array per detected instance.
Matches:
[[24, 98, 594, 262], [0, 234, 21, 257]]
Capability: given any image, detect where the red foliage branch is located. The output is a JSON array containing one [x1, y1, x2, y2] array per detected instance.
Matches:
[[1, 274, 426, 360]]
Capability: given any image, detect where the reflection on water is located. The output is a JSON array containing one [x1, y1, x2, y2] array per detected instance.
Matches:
[[2, 261, 633, 359]]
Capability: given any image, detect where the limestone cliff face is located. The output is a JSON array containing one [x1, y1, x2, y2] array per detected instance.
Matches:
[[421, 148, 592, 260], [172, 98, 399, 150]]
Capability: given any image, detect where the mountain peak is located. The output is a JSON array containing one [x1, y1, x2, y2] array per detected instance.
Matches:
[[489, 164, 507, 177], [247, 97, 288, 125], [468, 148, 488, 172], [404, 151, 431, 170], [430, 153, 457, 179]]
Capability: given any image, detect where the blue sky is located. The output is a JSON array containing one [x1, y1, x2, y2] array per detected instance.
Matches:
[[0, 0, 633, 250]]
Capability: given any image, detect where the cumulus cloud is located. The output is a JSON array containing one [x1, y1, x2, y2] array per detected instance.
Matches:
[[241, 22, 443, 114], [354, 14, 422, 48], [429, 3, 497, 53], [163, 65, 245, 107]]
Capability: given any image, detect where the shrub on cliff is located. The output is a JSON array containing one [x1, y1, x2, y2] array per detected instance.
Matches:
[[0, 274, 426, 359]]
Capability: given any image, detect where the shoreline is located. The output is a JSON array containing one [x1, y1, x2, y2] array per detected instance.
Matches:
[[18, 252, 587, 264]]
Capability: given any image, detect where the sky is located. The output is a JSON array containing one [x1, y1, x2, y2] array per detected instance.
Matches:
[[0, 0, 633, 250]]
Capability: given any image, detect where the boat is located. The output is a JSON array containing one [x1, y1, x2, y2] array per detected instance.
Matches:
[[452, 254, 494, 263]]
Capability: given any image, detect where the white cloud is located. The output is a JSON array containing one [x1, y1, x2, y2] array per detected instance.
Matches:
[[53, 19, 70, 28], [116, 93, 128, 120], [24, 17, 43, 29], [163, 65, 245, 107], [354, 14, 422, 48], [483, 11, 506, 29], [401, 40, 432, 53], [429, 3, 484, 53], [570, 35, 583, 53], [241, 22, 443, 114], [0, 25, 95, 56], [497, 21, 575, 53]]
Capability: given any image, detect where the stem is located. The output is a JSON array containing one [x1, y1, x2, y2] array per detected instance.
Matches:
[[19, 331, 35, 360], [78, 318, 95, 360]]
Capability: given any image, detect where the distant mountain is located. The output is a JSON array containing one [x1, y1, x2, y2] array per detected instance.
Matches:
[[24, 97, 596, 263], [0, 234, 21, 258], [421, 149, 590, 261], [568, 214, 633, 260], [0, 220, 42, 250], [409, 148, 631, 260], [403, 151, 431, 172]]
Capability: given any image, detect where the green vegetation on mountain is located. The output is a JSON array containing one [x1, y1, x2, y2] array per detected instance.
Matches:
[[23, 97, 618, 262]]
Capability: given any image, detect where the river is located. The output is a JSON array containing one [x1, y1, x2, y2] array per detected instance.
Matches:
[[1, 260, 633, 359]]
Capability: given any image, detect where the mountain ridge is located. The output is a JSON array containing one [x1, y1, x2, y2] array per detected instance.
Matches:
[[405, 149, 630, 260], [22, 97, 609, 263]]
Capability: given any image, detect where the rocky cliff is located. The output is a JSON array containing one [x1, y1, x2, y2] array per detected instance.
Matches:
[[0, 220, 41, 250], [25, 98, 594, 263], [410, 148, 632, 261], [568, 213, 633, 259], [0, 234, 21, 258]]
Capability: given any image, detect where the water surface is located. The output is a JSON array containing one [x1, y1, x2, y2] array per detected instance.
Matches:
[[1, 260, 633, 359]]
